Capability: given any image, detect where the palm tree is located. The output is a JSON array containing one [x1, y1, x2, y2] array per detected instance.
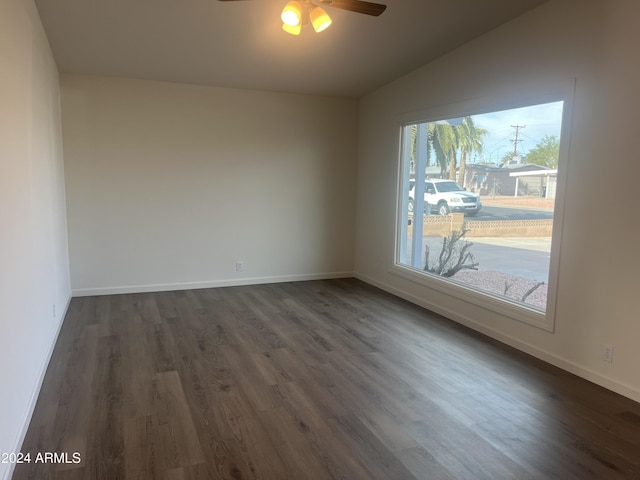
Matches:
[[423, 118, 486, 183], [428, 123, 457, 177], [456, 117, 486, 186]]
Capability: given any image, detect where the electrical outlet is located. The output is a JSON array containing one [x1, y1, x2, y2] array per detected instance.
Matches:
[[235, 261, 244, 272], [603, 344, 614, 363]]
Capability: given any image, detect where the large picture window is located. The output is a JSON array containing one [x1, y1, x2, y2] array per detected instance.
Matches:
[[394, 90, 571, 330]]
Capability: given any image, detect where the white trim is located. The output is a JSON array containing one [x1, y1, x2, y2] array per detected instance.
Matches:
[[71, 271, 354, 297], [509, 169, 557, 177], [388, 263, 551, 330], [3, 294, 73, 480], [395, 79, 574, 128], [355, 272, 640, 404]]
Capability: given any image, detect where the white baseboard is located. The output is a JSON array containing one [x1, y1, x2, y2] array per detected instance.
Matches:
[[355, 272, 640, 405], [72, 271, 354, 297], [3, 294, 72, 480]]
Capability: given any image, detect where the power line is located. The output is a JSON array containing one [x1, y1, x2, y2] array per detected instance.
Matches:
[[510, 125, 526, 157]]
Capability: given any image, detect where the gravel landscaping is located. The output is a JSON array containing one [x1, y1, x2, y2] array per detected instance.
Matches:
[[452, 270, 547, 309]]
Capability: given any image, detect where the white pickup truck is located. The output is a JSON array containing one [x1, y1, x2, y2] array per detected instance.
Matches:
[[409, 178, 482, 216]]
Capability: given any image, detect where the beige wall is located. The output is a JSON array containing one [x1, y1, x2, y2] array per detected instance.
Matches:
[[4, 4, 639, 474], [355, 0, 640, 402], [0, 0, 71, 477], [61, 75, 358, 294]]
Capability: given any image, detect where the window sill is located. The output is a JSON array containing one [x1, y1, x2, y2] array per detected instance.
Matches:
[[389, 263, 554, 332]]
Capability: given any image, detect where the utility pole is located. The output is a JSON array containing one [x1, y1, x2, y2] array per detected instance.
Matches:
[[510, 124, 526, 157]]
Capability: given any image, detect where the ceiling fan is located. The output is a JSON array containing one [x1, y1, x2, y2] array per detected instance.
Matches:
[[217, 0, 387, 35]]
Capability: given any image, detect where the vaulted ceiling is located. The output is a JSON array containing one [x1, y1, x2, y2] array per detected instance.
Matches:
[[35, 0, 548, 98]]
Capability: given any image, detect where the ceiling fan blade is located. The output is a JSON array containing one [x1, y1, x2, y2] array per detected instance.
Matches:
[[321, 0, 387, 16]]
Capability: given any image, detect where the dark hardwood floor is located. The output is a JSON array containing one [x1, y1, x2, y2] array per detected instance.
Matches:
[[14, 279, 640, 479]]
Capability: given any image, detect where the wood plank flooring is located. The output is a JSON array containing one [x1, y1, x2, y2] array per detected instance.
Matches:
[[13, 279, 640, 479]]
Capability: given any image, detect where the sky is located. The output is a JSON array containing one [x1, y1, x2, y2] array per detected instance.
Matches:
[[468, 101, 564, 164]]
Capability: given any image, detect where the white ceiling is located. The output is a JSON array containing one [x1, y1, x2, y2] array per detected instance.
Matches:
[[35, 0, 548, 98]]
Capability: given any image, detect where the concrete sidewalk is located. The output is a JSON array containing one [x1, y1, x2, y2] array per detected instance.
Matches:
[[470, 236, 551, 252]]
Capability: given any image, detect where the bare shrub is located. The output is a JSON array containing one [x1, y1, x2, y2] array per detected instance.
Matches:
[[424, 229, 479, 277]]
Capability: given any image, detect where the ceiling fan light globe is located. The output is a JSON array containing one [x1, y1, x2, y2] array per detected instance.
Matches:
[[310, 6, 332, 32], [282, 23, 302, 35], [281, 1, 302, 27]]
